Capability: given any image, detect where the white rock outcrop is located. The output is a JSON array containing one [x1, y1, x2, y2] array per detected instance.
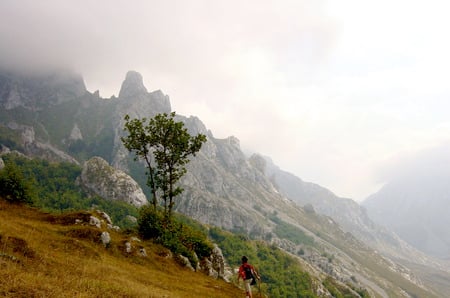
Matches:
[[101, 231, 111, 247], [79, 156, 148, 207], [89, 216, 101, 228]]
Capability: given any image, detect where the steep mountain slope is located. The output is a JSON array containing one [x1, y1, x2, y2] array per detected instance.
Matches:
[[262, 157, 440, 262], [0, 68, 444, 297]]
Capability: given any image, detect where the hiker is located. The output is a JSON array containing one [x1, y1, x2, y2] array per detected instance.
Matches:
[[237, 256, 260, 298]]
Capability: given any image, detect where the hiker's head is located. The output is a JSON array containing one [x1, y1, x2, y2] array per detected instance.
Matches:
[[241, 256, 248, 263]]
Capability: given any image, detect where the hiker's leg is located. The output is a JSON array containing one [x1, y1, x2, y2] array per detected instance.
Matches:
[[244, 280, 252, 298]]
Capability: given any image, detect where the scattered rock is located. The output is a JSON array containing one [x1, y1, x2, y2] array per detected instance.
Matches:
[[101, 231, 111, 247], [178, 255, 195, 271], [97, 210, 112, 225], [210, 244, 225, 278], [125, 242, 132, 253], [89, 216, 101, 228], [125, 215, 138, 223], [139, 248, 147, 257], [107, 224, 120, 231]]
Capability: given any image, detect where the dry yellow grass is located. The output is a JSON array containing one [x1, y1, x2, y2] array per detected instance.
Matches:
[[0, 200, 243, 297]]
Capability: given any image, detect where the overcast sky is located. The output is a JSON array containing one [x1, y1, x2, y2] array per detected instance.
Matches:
[[1, 0, 450, 201]]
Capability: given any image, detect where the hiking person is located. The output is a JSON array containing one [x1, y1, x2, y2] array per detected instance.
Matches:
[[237, 256, 260, 298]]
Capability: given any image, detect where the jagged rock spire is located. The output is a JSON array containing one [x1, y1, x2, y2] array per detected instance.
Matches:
[[118, 71, 148, 99]]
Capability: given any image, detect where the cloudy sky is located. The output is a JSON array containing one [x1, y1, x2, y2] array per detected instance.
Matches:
[[2, 0, 450, 201]]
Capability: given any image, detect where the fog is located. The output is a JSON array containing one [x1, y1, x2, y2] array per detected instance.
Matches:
[[2, 0, 450, 201]]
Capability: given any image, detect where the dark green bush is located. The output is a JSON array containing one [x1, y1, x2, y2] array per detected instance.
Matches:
[[0, 161, 35, 204], [138, 206, 213, 266], [138, 206, 165, 239]]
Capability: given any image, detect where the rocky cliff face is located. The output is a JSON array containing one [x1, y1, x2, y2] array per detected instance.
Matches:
[[111, 71, 171, 171], [78, 156, 148, 207]]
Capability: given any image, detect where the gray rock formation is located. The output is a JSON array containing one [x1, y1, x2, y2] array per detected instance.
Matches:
[[79, 156, 148, 207], [69, 123, 83, 141], [89, 215, 101, 228], [125, 242, 132, 253], [139, 248, 147, 257], [112, 71, 171, 170], [178, 255, 195, 271], [118, 71, 148, 99], [200, 244, 227, 279], [101, 231, 111, 247]]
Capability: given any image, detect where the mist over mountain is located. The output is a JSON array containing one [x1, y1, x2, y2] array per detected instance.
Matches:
[[363, 145, 450, 260], [1, 68, 450, 297]]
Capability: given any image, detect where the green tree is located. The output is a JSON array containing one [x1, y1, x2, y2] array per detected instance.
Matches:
[[122, 112, 206, 217], [121, 114, 158, 208]]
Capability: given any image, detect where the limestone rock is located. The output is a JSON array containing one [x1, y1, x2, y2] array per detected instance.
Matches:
[[125, 215, 137, 224], [199, 244, 232, 281], [178, 255, 195, 271], [89, 216, 101, 228], [96, 210, 112, 225], [79, 156, 148, 207], [101, 231, 111, 247], [69, 123, 83, 141], [118, 71, 148, 99], [125, 242, 132, 253], [210, 244, 225, 278], [139, 248, 147, 257], [107, 224, 120, 231]]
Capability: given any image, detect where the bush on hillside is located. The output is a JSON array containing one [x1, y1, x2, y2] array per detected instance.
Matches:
[[138, 206, 213, 266], [0, 160, 35, 204]]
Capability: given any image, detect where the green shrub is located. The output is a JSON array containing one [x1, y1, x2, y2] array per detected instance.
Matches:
[[0, 161, 35, 204], [138, 206, 213, 266], [138, 206, 165, 239]]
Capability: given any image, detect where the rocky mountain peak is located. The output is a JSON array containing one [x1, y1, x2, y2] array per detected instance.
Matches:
[[118, 71, 148, 99]]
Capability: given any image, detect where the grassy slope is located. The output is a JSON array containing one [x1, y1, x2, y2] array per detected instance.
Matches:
[[0, 200, 242, 298]]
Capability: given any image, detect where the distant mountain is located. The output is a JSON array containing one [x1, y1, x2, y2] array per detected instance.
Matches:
[[263, 157, 420, 258], [1, 68, 448, 297], [363, 147, 450, 261]]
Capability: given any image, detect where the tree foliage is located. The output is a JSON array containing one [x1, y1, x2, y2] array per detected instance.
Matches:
[[121, 112, 206, 216]]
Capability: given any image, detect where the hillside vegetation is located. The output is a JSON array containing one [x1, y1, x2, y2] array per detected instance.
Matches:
[[0, 200, 242, 297], [0, 154, 371, 297]]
